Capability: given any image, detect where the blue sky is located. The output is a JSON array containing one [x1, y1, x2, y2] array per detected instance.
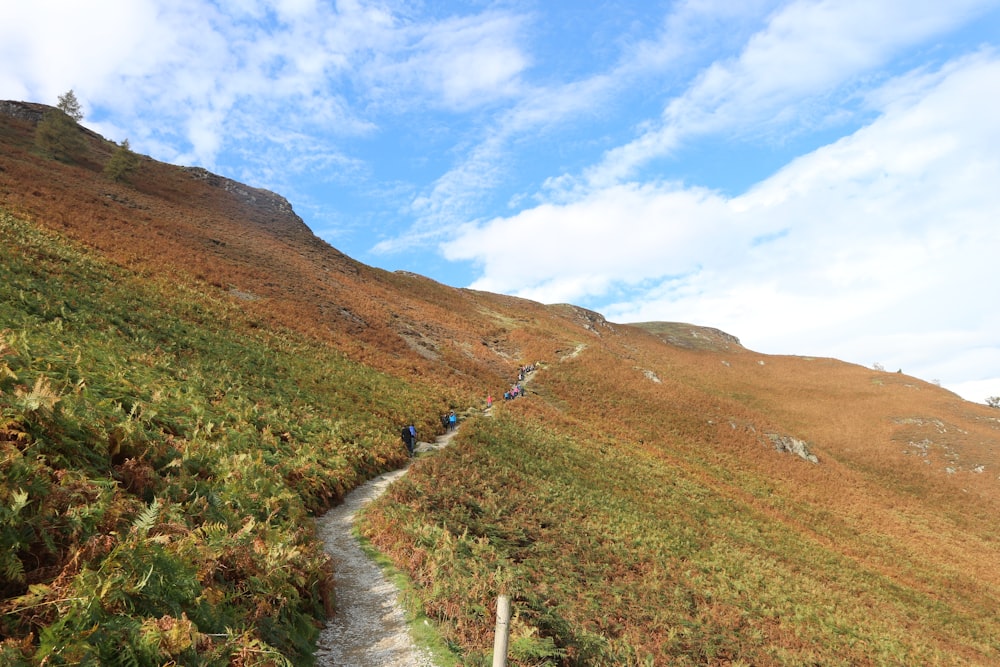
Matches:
[[3, 0, 1000, 403]]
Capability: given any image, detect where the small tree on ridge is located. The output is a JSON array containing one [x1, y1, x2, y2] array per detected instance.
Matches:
[[57, 89, 84, 121], [35, 90, 86, 162]]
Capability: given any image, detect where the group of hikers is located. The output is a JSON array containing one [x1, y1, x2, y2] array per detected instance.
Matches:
[[440, 410, 458, 432], [398, 411, 456, 457], [486, 363, 536, 407], [503, 363, 535, 402], [400, 363, 538, 457]]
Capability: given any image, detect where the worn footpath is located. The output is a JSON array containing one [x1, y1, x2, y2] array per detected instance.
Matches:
[[313, 427, 461, 666]]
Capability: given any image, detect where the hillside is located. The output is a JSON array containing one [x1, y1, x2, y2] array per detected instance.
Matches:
[[2, 102, 1000, 665]]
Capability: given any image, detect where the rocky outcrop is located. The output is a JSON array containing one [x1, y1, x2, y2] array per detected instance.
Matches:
[[630, 321, 743, 352], [183, 166, 299, 221], [0, 100, 48, 123], [550, 304, 616, 336], [767, 433, 819, 464]]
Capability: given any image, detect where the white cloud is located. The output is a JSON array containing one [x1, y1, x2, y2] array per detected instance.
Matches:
[[370, 71, 626, 254], [0, 0, 526, 172], [444, 51, 1000, 399], [415, 13, 529, 109], [587, 0, 999, 186], [394, 0, 998, 252], [386, 1, 781, 251], [0, 0, 170, 106], [354, 9, 530, 114], [624, 0, 782, 74], [443, 181, 736, 300]]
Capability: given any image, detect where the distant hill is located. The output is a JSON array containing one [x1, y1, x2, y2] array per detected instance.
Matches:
[[3, 101, 1000, 666]]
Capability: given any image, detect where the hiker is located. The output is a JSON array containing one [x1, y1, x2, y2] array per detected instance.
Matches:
[[440, 413, 449, 430], [401, 425, 415, 456], [448, 410, 457, 431], [401, 424, 417, 456], [486, 394, 493, 409]]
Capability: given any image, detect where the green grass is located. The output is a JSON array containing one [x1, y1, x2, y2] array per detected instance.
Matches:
[[0, 209, 455, 664]]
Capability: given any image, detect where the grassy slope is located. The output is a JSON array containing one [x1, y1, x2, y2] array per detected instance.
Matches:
[[0, 210, 461, 664], [3, 103, 1000, 665], [0, 103, 514, 665], [364, 323, 1000, 665]]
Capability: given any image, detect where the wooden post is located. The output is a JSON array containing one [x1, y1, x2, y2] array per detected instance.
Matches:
[[492, 594, 511, 667]]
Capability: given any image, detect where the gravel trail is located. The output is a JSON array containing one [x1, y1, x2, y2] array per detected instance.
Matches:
[[313, 428, 460, 666]]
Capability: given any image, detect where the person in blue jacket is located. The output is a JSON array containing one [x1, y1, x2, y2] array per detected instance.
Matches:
[[401, 424, 416, 456]]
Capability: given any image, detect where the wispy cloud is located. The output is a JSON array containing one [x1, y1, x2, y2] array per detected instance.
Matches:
[[0, 0, 529, 175], [366, 10, 530, 112], [443, 50, 1000, 393], [381, 0, 783, 252], [586, 0, 998, 187], [372, 72, 621, 254]]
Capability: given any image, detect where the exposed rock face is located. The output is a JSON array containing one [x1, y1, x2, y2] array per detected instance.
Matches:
[[180, 166, 344, 262], [641, 368, 662, 383], [702, 327, 741, 347], [767, 433, 820, 464], [0, 100, 47, 123], [183, 166, 299, 221], [551, 304, 616, 336]]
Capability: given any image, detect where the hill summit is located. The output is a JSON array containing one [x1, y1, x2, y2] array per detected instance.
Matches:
[[3, 101, 1000, 665]]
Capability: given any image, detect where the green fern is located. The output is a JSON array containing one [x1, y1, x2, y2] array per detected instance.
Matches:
[[194, 521, 230, 543], [131, 498, 161, 537], [111, 643, 140, 667], [1, 209, 450, 665], [9, 488, 30, 514], [2, 551, 25, 583]]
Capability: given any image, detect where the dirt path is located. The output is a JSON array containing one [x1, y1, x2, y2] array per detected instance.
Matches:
[[312, 368, 535, 665], [313, 427, 461, 667]]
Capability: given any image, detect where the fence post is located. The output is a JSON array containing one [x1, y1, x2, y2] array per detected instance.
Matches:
[[492, 594, 511, 667]]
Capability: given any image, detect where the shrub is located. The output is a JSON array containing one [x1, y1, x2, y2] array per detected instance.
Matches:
[[104, 138, 140, 182], [34, 110, 86, 162]]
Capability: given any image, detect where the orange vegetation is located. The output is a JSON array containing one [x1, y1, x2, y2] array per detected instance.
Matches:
[[3, 101, 1000, 665]]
